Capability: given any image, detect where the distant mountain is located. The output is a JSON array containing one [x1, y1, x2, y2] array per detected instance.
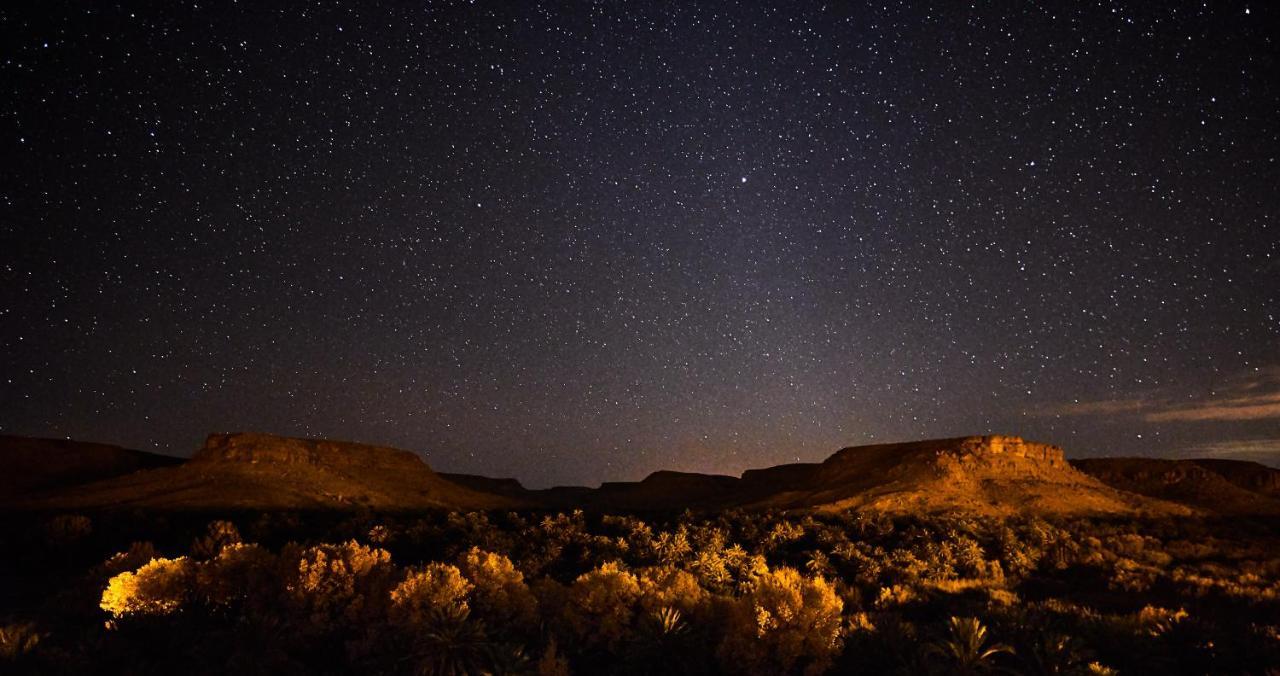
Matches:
[[10, 432, 527, 511], [1189, 459, 1280, 499], [11, 432, 1262, 517], [456, 435, 1186, 517], [1073, 457, 1280, 515], [0, 435, 181, 500]]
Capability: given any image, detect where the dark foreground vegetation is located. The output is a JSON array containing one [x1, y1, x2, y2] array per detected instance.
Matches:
[[2, 509, 1279, 674]]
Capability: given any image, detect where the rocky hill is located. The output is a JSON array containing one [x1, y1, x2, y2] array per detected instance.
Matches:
[[458, 435, 1183, 516], [1189, 459, 1280, 499], [735, 435, 1177, 516], [12, 432, 527, 511], [1073, 457, 1280, 515]]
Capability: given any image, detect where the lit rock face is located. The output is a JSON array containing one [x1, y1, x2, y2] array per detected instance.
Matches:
[[953, 435, 1066, 465], [193, 432, 429, 473]]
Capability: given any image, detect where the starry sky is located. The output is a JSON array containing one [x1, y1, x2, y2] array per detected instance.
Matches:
[[2, 1, 1278, 487]]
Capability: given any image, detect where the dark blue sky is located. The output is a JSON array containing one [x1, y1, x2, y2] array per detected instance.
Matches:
[[2, 1, 1277, 487]]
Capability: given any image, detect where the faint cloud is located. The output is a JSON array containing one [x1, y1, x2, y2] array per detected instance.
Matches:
[[1039, 366, 1280, 422], [1178, 439, 1280, 466], [1145, 393, 1280, 422]]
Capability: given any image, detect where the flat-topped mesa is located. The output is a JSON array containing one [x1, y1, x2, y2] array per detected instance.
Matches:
[[191, 432, 432, 473], [952, 435, 1066, 465]]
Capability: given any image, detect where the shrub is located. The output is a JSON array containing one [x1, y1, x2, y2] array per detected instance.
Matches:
[[565, 561, 641, 650], [718, 565, 844, 675], [101, 556, 195, 619], [196, 542, 277, 610], [637, 566, 709, 620], [0, 622, 44, 661], [288, 540, 394, 626], [191, 520, 242, 559], [389, 563, 473, 625], [458, 547, 537, 628]]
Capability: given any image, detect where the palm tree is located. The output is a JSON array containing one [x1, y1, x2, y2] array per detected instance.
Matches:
[[926, 616, 1014, 675]]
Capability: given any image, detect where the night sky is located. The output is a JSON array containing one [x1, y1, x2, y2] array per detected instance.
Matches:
[[2, 2, 1278, 487]]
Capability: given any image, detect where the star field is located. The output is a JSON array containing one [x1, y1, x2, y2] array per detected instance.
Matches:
[[2, 2, 1277, 486]]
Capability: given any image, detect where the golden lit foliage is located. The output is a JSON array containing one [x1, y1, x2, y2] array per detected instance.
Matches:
[[457, 547, 537, 627], [718, 564, 844, 676], [100, 556, 194, 619], [389, 562, 473, 625], [289, 540, 393, 625], [73, 509, 1280, 674], [653, 526, 693, 565], [566, 561, 641, 649], [637, 565, 709, 619]]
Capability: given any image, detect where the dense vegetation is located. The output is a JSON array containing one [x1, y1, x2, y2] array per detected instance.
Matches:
[[2, 509, 1279, 674]]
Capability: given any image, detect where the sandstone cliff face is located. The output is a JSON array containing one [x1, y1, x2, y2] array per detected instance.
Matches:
[[759, 435, 1176, 516], [953, 435, 1065, 464]]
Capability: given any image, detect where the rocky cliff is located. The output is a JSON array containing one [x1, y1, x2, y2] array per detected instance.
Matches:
[[193, 432, 431, 473]]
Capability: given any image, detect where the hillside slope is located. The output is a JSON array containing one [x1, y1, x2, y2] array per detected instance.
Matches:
[[742, 436, 1178, 516], [1073, 457, 1280, 515], [0, 435, 181, 501], [14, 432, 527, 511]]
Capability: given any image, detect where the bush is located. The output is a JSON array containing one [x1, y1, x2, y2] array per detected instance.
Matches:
[[389, 562, 473, 625], [458, 547, 537, 628], [101, 557, 195, 619], [288, 540, 394, 627], [566, 561, 642, 650], [718, 565, 844, 675]]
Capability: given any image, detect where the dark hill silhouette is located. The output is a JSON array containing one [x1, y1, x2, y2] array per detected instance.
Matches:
[[1073, 457, 1280, 515], [11, 432, 528, 511], [1189, 458, 1280, 499], [0, 435, 181, 501]]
